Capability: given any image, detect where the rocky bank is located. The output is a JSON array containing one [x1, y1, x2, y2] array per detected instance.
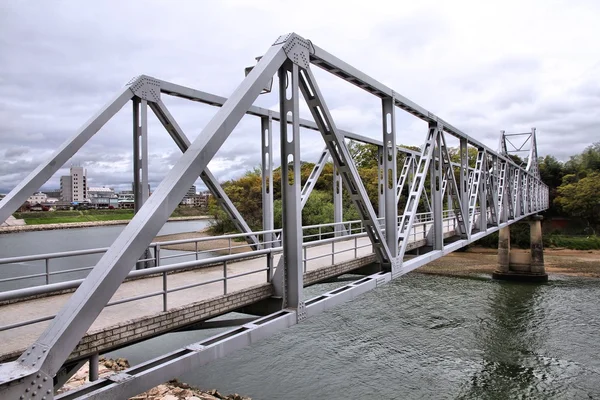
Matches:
[[59, 357, 250, 400]]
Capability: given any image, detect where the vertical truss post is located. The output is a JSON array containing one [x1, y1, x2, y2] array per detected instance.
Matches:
[[278, 61, 303, 313], [382, 96, 398, 257], [478, 155, 488, 232], [377, 146, 385, 219], [261, 114, 274, 249], [133, 97, 151, 269], [298, 66, 393, 268], [133, 98, 149, 213], [430, 132, 444, 250], [459, 138, 470, 238], [333, 165, 344, 236]]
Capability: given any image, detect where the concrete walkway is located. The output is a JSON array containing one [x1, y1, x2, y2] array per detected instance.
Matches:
[[0, 236, 374, 360]]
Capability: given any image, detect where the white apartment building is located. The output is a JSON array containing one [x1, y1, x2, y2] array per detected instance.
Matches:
[[60, 166, 87, 202]]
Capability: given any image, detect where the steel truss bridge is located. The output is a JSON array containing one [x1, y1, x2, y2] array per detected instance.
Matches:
[[0, 33, 548, 399]]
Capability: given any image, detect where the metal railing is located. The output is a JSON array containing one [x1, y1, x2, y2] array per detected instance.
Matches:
[[0, 211, 464, 333], [0, 211, 467, 290]]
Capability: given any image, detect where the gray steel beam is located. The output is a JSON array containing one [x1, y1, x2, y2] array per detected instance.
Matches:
[[398, 123, 439, 259], [429, 133, 443, 249], [439, 133, 467, 236], [300, 147, 330, 209], [0, 87, 133, 225], [157, 78, 420, 157], [278, 60, 304, 313], [382, 96, 398, 257], [478, 155, 488, 232], [133, 98, 152, 270], [8, 41, 287, 381], [133, 97, 149, 213], [149, 100, 260, 249], [377, 147, 385, 219], [261, 114, 274, 249], [308, 43, 544, 186], [298, 65, 393, 268], [396, 156, 413, 204]]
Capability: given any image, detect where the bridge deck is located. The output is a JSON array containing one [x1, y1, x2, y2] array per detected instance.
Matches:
[[0, 236, 377, 361]]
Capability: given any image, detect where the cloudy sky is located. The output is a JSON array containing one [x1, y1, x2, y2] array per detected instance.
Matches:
[[1, 0, 599, 194]]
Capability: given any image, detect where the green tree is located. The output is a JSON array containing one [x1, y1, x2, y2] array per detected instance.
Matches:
[[555, 171, 600, 227]]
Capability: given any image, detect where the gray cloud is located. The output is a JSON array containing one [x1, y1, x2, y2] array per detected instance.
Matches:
[[1, 0, 599, 195]]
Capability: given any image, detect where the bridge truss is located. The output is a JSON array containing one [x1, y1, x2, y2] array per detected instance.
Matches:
[[0, 33, 548, 399]]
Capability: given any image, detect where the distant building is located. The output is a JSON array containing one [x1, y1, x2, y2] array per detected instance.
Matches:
[[43, 189, 62, 199], [118, 191, 135, 209], [60, 166, 87, 202], [88, 187, 118, 208], [180, 192, 211, 209], [187, 185, 197, 197], [27, 192, 48, 204]]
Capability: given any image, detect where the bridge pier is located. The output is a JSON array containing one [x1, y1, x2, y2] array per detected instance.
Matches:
[[492, 215, 547, 282]]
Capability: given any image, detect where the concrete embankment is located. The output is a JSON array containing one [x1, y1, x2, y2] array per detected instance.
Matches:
[[59, 357, 251, 399], [0, 216, 211, 234]]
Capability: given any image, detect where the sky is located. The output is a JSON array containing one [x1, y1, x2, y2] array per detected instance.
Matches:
[[0, 0, 599, 194]]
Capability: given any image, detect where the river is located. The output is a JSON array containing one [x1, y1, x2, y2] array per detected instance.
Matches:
[[106, 272, 600, 399], [0, 219, 211, 291]]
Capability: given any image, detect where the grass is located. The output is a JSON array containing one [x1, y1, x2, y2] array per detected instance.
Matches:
[[545, 235, 600, 250], [13, 208, 208, 225]]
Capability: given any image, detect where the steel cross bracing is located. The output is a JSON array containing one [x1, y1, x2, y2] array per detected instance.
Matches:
[[0, 32, 549, 399]]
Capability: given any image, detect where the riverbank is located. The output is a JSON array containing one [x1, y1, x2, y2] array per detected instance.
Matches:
[[154, 229, 253, 255], [418, 247, 600, 278], [58, 357, 250, 399], [0, 216, 211, 234]]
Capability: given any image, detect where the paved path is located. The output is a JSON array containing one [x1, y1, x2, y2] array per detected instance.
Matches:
[[0, 236, 375, 359]]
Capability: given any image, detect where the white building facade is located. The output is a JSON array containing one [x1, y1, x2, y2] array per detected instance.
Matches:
[[60, 166, 87, 202]]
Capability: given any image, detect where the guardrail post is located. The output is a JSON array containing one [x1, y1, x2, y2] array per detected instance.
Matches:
[[162, 271, 167, 312], [195, 241, 199, 260], [45, 258, 50, 285], [223, 261, 228, 295], [303, 246, 307, 273], [155, 244, 161, 267], [89, 352, 99, 382], [267, 252, 273, 282], [331, 242, 335, 265]]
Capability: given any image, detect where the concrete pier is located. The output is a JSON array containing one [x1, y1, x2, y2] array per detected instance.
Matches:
[[493, 215, 548, 282]]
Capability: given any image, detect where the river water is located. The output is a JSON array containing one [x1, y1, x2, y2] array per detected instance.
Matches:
[[108, 273, 600, 399], [0, 219, 211, 291]]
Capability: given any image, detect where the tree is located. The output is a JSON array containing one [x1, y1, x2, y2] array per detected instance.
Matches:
[[555, 171, 600, 227]]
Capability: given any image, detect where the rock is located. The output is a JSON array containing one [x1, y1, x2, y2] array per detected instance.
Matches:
[[161, 395, 179, 400]]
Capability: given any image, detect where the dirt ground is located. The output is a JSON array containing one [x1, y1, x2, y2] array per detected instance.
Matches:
[[420, 247, 600, 278], [153, 229, 253, 255]]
